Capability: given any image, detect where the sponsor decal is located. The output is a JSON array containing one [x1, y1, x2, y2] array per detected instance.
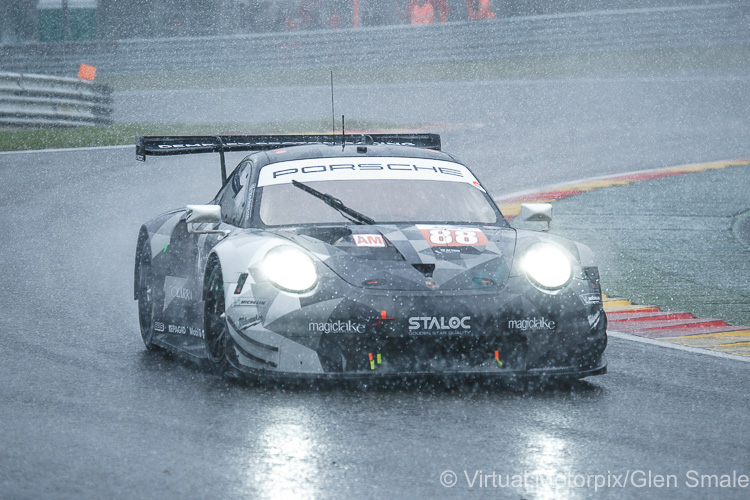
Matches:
[[170, 286, 193, 300], [257, 157, 481, 187], [237, 315, 262, 330], [507, 317, 556, 331], [168, 324, 186, 334], [154, 322, 165, 333], [163, 276, 190, 310], [416, 225, 488, 247], [309, 320, 366, 334], [232, 297, 266, 307], [353, 234, 386, 247], [433, 247, 461, 257], [163, 323, 204, 338], [408, 316, 471, 335], [579, 293, 602, 305], [156, 141, 257, 150]]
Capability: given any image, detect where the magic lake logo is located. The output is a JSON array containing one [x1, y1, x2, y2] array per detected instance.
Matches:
[[507, 317, 556, 330], [309, 320, 366, 334]]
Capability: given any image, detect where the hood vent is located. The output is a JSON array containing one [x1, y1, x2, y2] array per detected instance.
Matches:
[[412, 263, 435, 277]]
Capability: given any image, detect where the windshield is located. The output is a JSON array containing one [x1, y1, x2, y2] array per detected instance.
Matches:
[[256, 156, 501, 226]]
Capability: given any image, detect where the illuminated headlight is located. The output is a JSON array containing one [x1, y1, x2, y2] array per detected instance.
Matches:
[[261, 245, 318, 293], [520, 243, 573, 290]]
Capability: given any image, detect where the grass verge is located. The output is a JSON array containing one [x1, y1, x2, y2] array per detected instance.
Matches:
[[101, 45, 750, 91]]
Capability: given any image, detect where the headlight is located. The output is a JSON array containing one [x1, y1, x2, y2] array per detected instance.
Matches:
[[520, 243, 573, 290], [261, 245, 318, 293]]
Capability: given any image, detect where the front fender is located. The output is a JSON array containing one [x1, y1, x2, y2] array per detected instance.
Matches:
[[134, 226, 149, 300], [204, 232, 292, 300]]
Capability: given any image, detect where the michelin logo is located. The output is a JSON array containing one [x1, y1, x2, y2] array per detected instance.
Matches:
[[507, 317, 556, 330], [232, 297, 266, 307]]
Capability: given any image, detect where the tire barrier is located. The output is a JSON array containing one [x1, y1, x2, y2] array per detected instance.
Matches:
[[0, 72, 113, 128]]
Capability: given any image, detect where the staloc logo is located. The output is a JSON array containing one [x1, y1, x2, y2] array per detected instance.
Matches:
[[309, 320, 366, 334], [408, 316, 471, 330], [507, 317, 556, 330]]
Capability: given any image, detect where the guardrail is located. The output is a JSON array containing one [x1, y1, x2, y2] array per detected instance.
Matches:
[[0, 73, 113, 128], [0, 4, 747, 77]]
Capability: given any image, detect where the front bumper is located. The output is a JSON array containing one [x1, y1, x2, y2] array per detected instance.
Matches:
[[225, 276, 607, 380], [226, 339, 608, 381]]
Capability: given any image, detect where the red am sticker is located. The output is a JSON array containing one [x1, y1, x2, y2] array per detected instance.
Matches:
[[353, 234, 386, 247], [417, 226, 489, 247]]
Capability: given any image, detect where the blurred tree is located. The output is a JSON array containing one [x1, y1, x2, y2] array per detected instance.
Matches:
[[2, 0, 37, 43]]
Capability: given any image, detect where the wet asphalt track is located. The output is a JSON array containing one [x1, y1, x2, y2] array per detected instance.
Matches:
[[2, 72, 750, 498]]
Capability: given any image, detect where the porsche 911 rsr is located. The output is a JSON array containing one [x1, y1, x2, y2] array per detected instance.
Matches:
[[133, 134, 606, 381]]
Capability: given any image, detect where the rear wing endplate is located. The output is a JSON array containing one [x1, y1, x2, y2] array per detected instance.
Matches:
[[135, 133, 441, 183]]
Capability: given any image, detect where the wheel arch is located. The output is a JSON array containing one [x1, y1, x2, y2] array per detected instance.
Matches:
[[201, 234, 300, 301], [202, 242, 247, 302], [572, 241, 598, 268]]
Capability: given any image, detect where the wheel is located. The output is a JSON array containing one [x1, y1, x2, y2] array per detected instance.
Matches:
[[204, 259, 229, 373], [137, 237, 158, 350]]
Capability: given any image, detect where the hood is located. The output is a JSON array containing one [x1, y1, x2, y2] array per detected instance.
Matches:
[[276, 224, 517, 291]]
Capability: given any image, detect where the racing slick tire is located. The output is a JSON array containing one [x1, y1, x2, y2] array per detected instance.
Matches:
[[136, 237, 158, 350], [204, 258, 231, 374]]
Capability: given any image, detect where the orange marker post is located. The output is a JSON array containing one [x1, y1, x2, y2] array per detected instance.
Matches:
[[78, 64, 97, 80]]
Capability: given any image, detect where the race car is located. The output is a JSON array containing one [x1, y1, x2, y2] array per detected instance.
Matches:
[[134, 134, 606, 381]]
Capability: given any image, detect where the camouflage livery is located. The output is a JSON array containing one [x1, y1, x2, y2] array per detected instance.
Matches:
[[134, 135, 607, 380]]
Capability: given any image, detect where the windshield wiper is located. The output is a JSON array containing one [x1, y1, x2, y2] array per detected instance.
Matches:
[[292, 180, 375, 225]]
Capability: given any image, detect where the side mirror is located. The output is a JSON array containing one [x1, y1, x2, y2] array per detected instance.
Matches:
[[516, 203, 552, 231], [185, 205, 230, 237]]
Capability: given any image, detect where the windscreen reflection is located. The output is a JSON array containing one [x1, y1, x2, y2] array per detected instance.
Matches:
[[259, 179, 498, 226]]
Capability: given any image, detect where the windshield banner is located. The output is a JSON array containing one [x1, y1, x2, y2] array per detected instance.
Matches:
[[258, 157, 482, 188]]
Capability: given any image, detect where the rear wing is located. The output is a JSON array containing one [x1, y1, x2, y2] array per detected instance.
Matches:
[[135, 134, 442, 183]]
